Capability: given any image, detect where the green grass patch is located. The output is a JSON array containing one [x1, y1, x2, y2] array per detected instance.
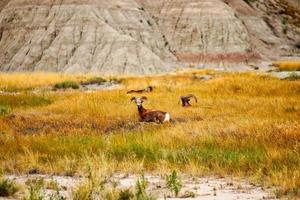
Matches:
[[23, 178, 45, 200], [0, 178, 19, 197], [0, 105, 10, 116], [166, 170, 182, 197], [1, 126, 299, 197], [4, 132, 273, 174], [54, 81, 79, 90], [81, 77, 107, 85]]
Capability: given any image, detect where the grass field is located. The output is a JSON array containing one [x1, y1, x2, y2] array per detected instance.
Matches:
[[0, 71, 299, 197]]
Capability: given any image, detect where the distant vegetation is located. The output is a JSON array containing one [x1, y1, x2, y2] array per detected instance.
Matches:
[[54, 80, 80, 90], [272, 60, 300, 71], [0, 70, 299, 198], [81, 77, 107, 85], [0, 73, 81, 92]]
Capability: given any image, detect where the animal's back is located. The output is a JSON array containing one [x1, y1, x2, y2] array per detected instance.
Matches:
[[142, 110, 170, 123]]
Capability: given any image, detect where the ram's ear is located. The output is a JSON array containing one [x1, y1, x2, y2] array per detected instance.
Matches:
[[130, 97, 137, 102], [141, 96, 148, 102], [148, 86, 153, 91]]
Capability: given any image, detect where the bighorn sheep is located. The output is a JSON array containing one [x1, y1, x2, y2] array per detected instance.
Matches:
[[131, 96, 170, 123], [180, 94, 197, 107], [127, 86, 153, 94]]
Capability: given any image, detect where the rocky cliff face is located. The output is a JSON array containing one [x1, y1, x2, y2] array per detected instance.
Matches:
[[0, 0, 299, 74]]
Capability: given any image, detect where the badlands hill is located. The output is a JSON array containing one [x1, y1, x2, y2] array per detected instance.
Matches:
[[0, 0, 299, 74]]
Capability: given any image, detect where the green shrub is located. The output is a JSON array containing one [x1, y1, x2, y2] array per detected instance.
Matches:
[[81, 77, 107, 85], [0, 178, 19, 197], [54, 81, 79, 90], [135, 174, 156, 200], [135, 174, 148, 199], [24, 178, 45, 200], [0, 105, 10, 116], [166, 170, 182, 197], [118, 189, 134, 200]]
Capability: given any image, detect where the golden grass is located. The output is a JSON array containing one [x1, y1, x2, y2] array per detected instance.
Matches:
[[0, 71, 299, 197], [272, 60, 300, 71], [0, 72, 100, 92]]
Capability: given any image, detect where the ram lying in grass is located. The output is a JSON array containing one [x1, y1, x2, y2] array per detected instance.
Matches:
[[0, 70, 299, 198]]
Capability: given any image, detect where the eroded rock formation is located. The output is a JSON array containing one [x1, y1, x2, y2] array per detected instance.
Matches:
[[0, 0, 299, 74]]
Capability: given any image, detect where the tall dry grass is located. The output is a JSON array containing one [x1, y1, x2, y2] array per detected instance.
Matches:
[[0, 73, 92, 92], [272, 60, 300, 71], [0, 71, 299, 197]]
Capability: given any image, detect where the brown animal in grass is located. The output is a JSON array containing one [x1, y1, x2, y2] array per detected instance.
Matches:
[[127, 86, 153, 94], [131, 96, 170, 123], [180, 94, 197, 107]]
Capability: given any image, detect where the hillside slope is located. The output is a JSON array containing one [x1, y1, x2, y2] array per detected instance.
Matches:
[[0, 0, 299, 74]]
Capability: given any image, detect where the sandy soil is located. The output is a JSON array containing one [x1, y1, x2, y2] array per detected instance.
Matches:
[[2, 174, 277, 200]]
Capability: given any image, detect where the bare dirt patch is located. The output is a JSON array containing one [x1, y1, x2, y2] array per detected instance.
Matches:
[[3, 174, 277, 200]]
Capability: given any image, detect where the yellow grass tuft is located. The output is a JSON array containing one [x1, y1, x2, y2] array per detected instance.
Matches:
[[0, 73, 108, 92], [272, 60, 300, 71]]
